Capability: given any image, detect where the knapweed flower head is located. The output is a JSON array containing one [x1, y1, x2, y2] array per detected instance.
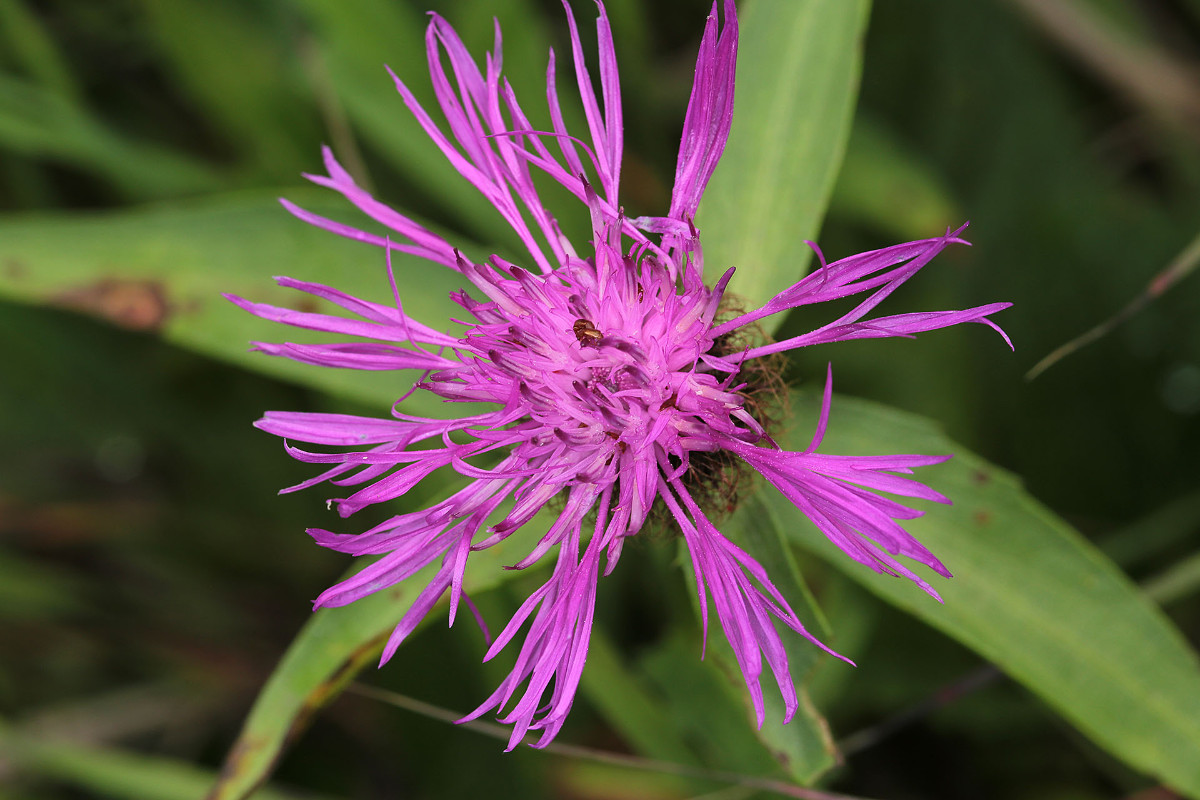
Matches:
[[229, 0, 1010, 749]]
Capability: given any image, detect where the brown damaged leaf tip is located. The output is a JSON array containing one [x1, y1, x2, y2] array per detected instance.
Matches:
[[205, 737, 264, 800], [53, 279, 172, 332], [302, 632, 388, 715]]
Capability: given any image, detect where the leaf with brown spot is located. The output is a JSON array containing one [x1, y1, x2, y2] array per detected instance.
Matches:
[[3, 258, 26, 280], [0, 190, 473, 414], [53, 279, 171, 332], [775, 389, 1200, 796]]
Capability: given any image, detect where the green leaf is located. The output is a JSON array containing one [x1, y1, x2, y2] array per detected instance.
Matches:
[[0, 0, 79, 100], [136, 0, 315, 181], [206, 520, 543, 800], [775, 389, 1200, 797], [697, 0, 871, 317], [0, 720, 328, 800], [0, 191, 471, 413], [577, 631, 698, 766], [291, 0, 529, 252], [0, 73, 221, 200], [639, 633, 788, 777], [699, 495, 839, 784], [584, 526, 836, 785]]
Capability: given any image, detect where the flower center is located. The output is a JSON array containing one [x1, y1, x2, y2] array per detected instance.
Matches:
[[425, 248, 781, 514]]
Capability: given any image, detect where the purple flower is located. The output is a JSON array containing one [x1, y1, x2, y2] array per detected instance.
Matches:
[[228, 0, 1010, 749]]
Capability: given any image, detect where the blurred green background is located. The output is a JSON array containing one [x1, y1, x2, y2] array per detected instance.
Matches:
[[1, 0, 1199, 798]]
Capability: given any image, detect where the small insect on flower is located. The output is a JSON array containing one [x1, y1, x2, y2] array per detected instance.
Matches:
[[229, 0, 1011, 750], [572, 318, 603, 347]]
